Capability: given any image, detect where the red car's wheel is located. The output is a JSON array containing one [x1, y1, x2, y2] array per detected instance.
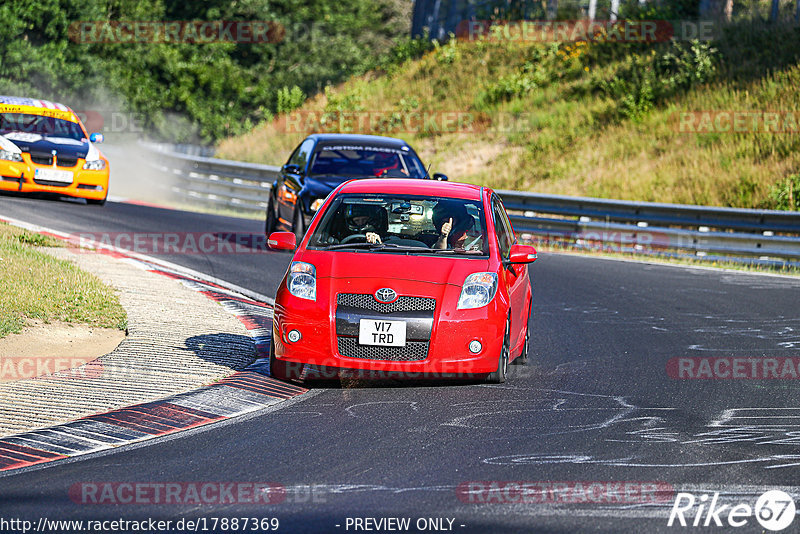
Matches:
[[513, 325, 529, 365], [487, 319, 509, 383]]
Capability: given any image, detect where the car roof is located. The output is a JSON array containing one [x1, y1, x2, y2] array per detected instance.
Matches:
[[0, 96, 78, 122], [306, 133, 411, 149], [339, 178, 485, 201], [0, 96, 73, 113]]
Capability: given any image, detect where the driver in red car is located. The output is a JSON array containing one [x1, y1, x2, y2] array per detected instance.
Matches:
[[344, 203, 387, 244]]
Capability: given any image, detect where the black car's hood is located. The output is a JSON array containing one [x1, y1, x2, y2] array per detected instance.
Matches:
[[305, 174, 370, 196], [3, 134, 89, 159]]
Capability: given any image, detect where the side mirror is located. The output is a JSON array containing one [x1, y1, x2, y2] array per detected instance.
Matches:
[[433, 173, 448, 181], [89, 133, 104, 144], [282, 163, 301, 175], [507, 244, 537, 264], [268, 231, 297, 251]]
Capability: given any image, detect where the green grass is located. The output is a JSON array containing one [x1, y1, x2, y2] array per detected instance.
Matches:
[[0, 223, 127, 339], [217, 19, 800, 211]]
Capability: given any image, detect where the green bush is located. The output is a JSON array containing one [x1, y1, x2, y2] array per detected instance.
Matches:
[[769, 174, 800, 211], [595, 41, 717, 121], [0, 0, 411, 142], [276, 86, 306, 113]]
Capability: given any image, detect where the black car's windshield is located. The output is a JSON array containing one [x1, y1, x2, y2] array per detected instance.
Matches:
[[0, 113, 85, 142], [308, 145, 426, 179], [308, 194, 487, 256]]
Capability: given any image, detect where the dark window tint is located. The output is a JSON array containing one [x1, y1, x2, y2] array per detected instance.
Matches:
[[288, 138, 315, 170]]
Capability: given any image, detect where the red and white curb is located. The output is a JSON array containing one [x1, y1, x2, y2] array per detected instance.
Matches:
[[0, 216, 307, 472]]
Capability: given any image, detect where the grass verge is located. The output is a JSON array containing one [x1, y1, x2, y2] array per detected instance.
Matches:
[[0, 223, 128, 339]]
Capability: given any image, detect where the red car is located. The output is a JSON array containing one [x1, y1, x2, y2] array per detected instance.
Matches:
[[267, 179, 536, 383]]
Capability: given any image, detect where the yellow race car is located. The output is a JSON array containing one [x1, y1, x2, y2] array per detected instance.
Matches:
[[0, 96, 109, 205]]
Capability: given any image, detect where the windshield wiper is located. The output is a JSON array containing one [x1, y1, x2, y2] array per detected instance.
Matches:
[[324, 242, 382, 250], [323, 242, 430, 253], [428, 248, 484, 255]]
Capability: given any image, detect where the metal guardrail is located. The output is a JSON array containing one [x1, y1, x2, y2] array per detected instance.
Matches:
[[143, 143, 279, 212], [141, 143, 800, 265]]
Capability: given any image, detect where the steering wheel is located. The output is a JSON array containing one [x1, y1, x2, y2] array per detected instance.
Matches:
[[340, 233, 367, 244]]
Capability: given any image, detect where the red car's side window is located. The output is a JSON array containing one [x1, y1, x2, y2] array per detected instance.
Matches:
[[491, 197, 514, 259]]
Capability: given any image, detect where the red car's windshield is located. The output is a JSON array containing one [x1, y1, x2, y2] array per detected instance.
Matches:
[[308, 194, 488, 256]]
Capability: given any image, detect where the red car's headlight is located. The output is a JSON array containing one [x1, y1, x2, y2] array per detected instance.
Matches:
[[457, 272, 498, 309], [288, 261, 316, 301]]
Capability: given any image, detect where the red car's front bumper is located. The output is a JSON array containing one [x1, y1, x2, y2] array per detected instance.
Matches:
[[272, 279, 506, 377]]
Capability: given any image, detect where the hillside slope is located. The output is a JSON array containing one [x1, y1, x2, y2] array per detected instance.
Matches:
[[217, 20, 800, 209]]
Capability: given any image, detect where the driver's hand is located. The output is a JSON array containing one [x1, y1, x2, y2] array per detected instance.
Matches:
[[366, 232, 382, 244], [441, 218, 453, 237]]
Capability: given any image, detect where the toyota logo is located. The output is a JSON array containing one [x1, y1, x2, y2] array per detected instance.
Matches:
[[374, 288, 397, 303]]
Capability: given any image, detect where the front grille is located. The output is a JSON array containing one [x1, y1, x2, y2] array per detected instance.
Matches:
[[30, 155, 52, 165], [28, 155, 79, 167], [337, 337, 428, 361], [337, 293, 436, 313], [57, 157, 78, 168], [32, 179, 69, 187]]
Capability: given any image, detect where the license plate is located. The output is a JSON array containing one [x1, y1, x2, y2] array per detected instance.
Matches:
[[35, 168, 73, 184], [358, 319, 406, 347]]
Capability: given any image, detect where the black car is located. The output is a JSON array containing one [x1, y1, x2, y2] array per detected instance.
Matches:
[[265, 133, 447, 240]]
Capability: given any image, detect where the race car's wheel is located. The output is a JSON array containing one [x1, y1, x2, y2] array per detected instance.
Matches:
[[513, 324, 530, 365], [487, 319, 510, 383], [292, 206, 306, 244], [265, 195, 277, 235], [87, 195, 107, 206]]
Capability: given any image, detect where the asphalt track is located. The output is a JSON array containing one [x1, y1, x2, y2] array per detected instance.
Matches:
[[1, 193, 800, 533]]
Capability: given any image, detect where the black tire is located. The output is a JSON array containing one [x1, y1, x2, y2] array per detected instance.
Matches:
[[87, 196, 107, 206], [264, 195, 277, 235], [486, 319, 510, 383], [292, 206, 306, 244], [269, 335, 302, 381], [512, 325, 529, 365]]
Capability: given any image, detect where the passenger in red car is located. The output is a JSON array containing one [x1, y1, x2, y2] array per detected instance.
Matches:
[[432, 201, 481, 250]]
